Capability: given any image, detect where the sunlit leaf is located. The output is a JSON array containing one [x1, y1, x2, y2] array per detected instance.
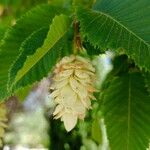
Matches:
[[10, 14, 72, 92], [0, 4, 66, 100]]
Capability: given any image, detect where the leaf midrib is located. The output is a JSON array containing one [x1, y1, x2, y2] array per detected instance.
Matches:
[[94, 10, 149, 48]]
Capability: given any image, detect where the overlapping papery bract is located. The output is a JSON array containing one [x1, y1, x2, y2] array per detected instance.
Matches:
[[0, 103, 7, 147], [50, 55, 96, 131]]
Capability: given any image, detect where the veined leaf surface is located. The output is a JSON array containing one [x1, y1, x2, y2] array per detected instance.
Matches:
[[10, 14, 71, 91], [77, 0, 150, 70], [0, 4, 65, 100], [102, 72, 150, 150]]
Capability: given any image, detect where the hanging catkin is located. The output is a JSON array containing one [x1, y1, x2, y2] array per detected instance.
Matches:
[[50, 55, 96, 131]]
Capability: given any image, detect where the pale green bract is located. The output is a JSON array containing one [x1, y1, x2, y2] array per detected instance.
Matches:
[[50, 55, 96, 131]]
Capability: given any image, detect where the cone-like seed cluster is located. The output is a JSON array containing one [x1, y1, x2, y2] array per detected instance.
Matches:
[[50, 55, 96, 131], [0, 103, 7, 147]]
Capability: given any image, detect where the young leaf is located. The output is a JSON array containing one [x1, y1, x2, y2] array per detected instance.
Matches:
[[102, 72, 150, 150], [10, 14, 72, 92], [9, 27, 49, 91], [77, 0, 150, 71], [0, 4, 66, 100]]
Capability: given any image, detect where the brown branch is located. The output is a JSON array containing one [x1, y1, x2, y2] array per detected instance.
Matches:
[[73, 19, 82, 53]]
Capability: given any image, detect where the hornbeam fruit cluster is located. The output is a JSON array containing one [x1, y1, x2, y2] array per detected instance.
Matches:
[[50, 55, 96, 131], [0, 103, 7, 147]]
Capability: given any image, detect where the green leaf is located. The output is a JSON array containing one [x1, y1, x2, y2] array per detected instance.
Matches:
[[102, 72, 150, 150], [15, 85, 32, 101], [0, 4, 66, 100], [10, 14, 72, 92], [83, 41, 102, 55], [73, 0, 95, 8], [143, 72, 150, 94], [91, 118, 102, 144], [50, 0, 73, 8], [9, 27, 49, 91], [110, 55, 129, 76], [0, 26, 6, 41], [77, 0, 150, 71]]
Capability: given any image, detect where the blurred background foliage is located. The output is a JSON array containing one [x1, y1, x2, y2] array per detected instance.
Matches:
[[0, 0, 111, 149]]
